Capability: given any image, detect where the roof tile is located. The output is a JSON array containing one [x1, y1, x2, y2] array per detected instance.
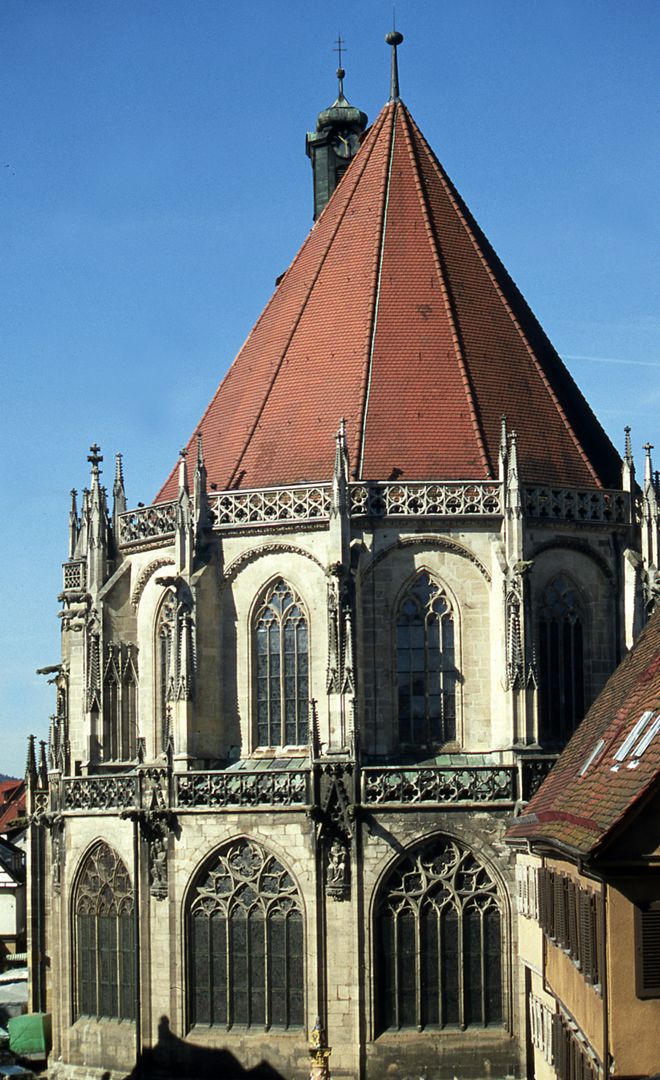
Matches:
[[157, 100, 620, 500], [507, 609, 660, 855]]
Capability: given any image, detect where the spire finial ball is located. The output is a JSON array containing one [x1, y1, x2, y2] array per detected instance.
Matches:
[[386, 30, 404, 46], [336, 66, 345, 79]]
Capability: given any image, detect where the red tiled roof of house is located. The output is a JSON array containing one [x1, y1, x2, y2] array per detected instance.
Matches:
[[0, 780, 25, 834], [507, 609, 660, 855], [157, 99, 621, 500]]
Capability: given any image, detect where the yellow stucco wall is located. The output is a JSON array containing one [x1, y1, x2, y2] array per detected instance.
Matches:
[[545, 858, 604, 1061], [607, 884, 660, 1076]]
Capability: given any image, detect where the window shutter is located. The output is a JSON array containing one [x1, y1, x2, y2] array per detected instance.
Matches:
[[636, 903, 660, 998], [554, 875, 566, 947], [579, 891, 593, 982], [593, 893, 602, 988], [567, 881, 578, 962], [539, 867, 553, 935]]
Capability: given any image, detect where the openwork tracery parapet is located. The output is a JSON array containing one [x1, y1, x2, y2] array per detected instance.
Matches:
[[63, 775, 139, 812], [116, 479, 632, 548], [58, 757, 555, 812], [350, 481, 502, 518], [523, 485, 629, 524], [362, 766, 516, 805], [175, 769, 310, 809], [118, 500, 178, 547], [209, 484, 332, 529]]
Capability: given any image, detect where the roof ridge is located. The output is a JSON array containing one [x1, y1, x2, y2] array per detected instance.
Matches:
[[399, 105, 492, 477], [156, 106, 390, 501], [406, 110, 602, 488], [228, 107, 392, 489], [357, 102, 397, 476]]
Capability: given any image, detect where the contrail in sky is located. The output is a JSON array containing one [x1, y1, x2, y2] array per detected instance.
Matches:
[[562, 354, 660, 368]]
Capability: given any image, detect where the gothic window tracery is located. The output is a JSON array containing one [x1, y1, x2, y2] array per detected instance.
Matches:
[[102, 644, 138, 761], [187, 838, 304, 1030], [538, 575, 585, 745], [74, 842, 135, 1021], [156, 597, 175, 751], [396, 572, 457, 745], [375, 836, 503, 1032], [254, 579, 309, 747]]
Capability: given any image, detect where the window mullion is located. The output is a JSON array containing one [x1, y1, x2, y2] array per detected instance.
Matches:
[[266, 625, 273, 746], [394, 911, 401, 1030], [207, 916, 213, 1027], [438, 906, 444, 1029], [570, 620, 577, 736], [247, 910, 253, 1027], [115, 913, 121, 1017], [264, 907, 271, 1031], [415, 906, 422, 1030], [227, 908, 234, 1028], [283, 915, 289, 1029], [225, 910, 231, 1029], [292, 620, 299, 743], [480, 909, 486, 1027], [279, 617, 285, 745], [458, 906, 466, 1030], [424, 611, 430, 744]]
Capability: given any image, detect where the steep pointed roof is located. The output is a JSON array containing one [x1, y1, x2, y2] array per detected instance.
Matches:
[[158, 100, 620, 500]]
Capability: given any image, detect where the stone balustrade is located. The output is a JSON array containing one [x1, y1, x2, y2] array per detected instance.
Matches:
[[523, 485, 629, 524], [56, 756, 556, 813]]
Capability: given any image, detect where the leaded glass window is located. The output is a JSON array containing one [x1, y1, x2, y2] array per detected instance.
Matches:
[[538, 575, 585, 745], [396, 572, 457, 745], [255, 580, 309, 747], [156, 597, 174, 751], [102, 644, 138, 761], [188, 838, 304, 1030], [74, 842, 135, 1021], [376, 836, 503, 1032]]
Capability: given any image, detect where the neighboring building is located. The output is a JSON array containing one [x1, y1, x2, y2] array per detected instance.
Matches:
[[0, 781, 26, 842], [0, 836, 26, 971], [25, 35, 659, 1080], [0, 781, 26, 972], [508, 608, 660, 1080]]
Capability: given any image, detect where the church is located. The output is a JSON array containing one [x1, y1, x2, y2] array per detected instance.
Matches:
[[25, 31, 658, 1080]]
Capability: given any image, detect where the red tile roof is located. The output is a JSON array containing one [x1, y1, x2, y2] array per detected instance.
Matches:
[[0, 780, 25, 834], [507, 609, 660, 856], [157, 100, 621, 500]]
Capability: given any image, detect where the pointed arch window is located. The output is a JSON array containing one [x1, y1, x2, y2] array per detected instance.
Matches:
[[156, 597, 175, 752], [102, 644, 138, 761], [376, 836, 503, 1032], [187, 838, 304, 1030], [254, 580, 309, 747], [396, 572, 457, 745], [74, 842, 135, 1020], [538, 575, 585, 745]]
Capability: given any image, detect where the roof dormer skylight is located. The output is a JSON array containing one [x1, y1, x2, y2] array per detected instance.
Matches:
[[611, 710, 660, 771], [579, 738, 605, 777], [627, 713, 660, 769]]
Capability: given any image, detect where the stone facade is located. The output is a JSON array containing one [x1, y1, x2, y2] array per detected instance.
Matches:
[[25, 427, 657, 1080]]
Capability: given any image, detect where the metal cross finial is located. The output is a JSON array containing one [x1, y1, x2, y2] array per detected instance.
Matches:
[[334, 32, 346, 96], [333, 32, 346, 70], [87, 443, 103, 472], [643, 442, 654, 455]]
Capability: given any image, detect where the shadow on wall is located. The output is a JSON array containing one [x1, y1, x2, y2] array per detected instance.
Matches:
[[122, 1015, 287, 1080]]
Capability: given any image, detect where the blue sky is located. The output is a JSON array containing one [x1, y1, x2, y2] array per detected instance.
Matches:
[[1, 0, 658, 777]]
